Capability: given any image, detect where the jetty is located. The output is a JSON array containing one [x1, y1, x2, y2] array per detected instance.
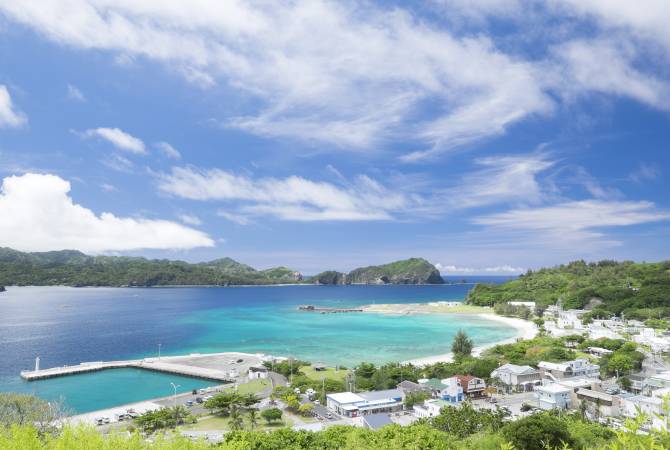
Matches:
[[298, 305, 363, 314], [20, 352, 271, 382]]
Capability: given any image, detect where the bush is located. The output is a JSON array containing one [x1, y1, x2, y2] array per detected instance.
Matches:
[[502, 413, 575, 450]]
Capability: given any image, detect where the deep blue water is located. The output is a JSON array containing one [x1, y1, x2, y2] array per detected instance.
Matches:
[[0, 277, 513, 413]]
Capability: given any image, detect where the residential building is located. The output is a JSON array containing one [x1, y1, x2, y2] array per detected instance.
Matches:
[[455, 375, 486, 397], [326, 389, 403, 417], [534, 382, 571, 410], [248, 366, 269, 379], [538, 359, 600, 380], [413, 399, 452, 418], [440, 377, 465, 404], [644, 371, 670, 391], [587, 347, 614, 357], [491, 364, 541, 392], [397, 380, 432, 396], [576, 389, 620, 418]]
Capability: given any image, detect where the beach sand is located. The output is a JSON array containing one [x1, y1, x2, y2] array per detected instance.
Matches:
[[360, 302, 538, 367]]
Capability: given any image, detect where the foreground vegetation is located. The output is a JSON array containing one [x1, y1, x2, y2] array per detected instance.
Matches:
[[468, 260, 670, 320], [3, 407, 670, 449]]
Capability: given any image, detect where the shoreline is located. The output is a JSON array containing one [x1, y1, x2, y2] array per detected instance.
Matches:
[[360, 302, 538, 366]]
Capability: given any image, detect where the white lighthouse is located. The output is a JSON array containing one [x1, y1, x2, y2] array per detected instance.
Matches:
[[35, 356, 40, 372]]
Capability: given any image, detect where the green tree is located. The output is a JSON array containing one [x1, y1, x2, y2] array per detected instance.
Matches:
[[431, 402, 508, 438], [261, 407, 283, 424], [502, 413, 575, 450], [248, 408, 259, 429], [229, 405, 243, 431], [452, 330, 474, 358], [298, 403, 314, 417], [0, 393, 66, 436]]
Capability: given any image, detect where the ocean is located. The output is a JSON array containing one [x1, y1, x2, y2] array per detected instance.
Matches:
[[0, 277, 516, 413]]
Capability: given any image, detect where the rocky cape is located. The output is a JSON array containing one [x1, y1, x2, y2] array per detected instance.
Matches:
[[311, 258, 444, 285]]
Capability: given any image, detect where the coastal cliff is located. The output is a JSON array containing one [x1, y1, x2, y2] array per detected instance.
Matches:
[[312, 258, 444, 285]]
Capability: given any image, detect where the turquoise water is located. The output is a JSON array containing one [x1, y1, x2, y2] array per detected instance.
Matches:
[[20, 369, 217, 414], [0, 280, 516, 413]]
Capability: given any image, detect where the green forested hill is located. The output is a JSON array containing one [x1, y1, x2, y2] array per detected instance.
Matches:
[[312, 257, 444, 285], [467, 260, 670, 319], [0, 248, 302, 287]]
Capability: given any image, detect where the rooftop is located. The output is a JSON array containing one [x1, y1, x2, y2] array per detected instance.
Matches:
[[363, 413, 393, 430]]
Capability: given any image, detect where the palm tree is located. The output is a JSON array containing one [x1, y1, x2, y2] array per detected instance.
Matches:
[[172, 405, 190, 426], [248, 408, 259, 429], [229, 405, 243, 431]]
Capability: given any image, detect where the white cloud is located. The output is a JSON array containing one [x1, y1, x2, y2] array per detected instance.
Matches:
[[552, 38, 670, 109], [217, 210, 252, 226], [100, 183, 117, 192], [102, 153, 134, 173], [436, 263, 524, 274], [178, 213, 201, 226], [82, 127, 146, 154], [67, 84, 86, 102], [447, 155, 554, 208], [629, 163, 660, 183], [0, 173, 214, 252], [0, 1, 552, 157], [474, 199, 670, 243], [156, 141, 181, 159], [158, 166, 412, 222], [0, 85, 27, 128]]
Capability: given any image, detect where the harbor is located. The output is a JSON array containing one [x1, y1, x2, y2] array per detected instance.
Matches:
[[20, 352, 274, 383]]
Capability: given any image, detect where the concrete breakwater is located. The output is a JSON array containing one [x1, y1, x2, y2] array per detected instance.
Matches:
[[298, 305, 363, 313], [20, 352, 269, 382]]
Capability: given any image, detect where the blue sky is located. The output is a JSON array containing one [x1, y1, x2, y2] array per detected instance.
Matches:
[[0, 1, 669, 274]]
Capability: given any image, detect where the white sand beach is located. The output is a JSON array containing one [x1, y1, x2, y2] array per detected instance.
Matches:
[[360, 303, 538, 367]]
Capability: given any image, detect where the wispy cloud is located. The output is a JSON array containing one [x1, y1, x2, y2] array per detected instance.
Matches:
[[178, 214, 202, 226], [0, 85, 27, 128], [156, 142, 181, 160], [81, 127, 147, 154], [473, 199, 670, 244], [67, 84, 86, 102], [158, 166, 413, 222], [629, 163, 660, 183], [436, 263, 525, 274]]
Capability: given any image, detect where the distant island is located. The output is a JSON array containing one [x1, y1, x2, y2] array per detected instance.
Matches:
[[311, 257, 444, 285], [0, 248, 443, 287]]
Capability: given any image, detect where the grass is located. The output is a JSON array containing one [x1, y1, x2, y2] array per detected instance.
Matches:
[[181, 413, 292, 432], [300, 366, 347, 382], [218, 378, 271, 395]]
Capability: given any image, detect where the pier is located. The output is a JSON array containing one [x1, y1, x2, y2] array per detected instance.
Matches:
[[298, 305, 363, 313], [20, 352, 271, 382]]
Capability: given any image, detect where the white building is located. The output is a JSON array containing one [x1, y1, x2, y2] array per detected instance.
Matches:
[[413, 399, 452, 418], [326, 389, 403, 418], [247, 366, 269, 379], [534, 382, 571, 410], [440, 377, 465, 404], [491, 364, 541, 392], [509, 301, 536, 309], [539, 359, 600, 380]]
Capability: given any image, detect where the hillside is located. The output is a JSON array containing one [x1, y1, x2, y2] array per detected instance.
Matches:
[[0, 248, 302, 287], [312, 258, 444, 285], [466, 260, 670, 320]]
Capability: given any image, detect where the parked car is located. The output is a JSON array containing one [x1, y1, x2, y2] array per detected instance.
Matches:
[[102, 417, 110, 424], [195, 397, 204, 404], [186, 400, 194, 407]]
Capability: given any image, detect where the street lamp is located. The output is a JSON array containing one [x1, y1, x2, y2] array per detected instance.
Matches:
[[170, 382, 180, 408]]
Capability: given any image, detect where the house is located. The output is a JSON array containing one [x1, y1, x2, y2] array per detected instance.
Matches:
[[326, 389, 403, 417], [491, 364, 541, 392], [587, 347, 614, 357], [620, 394, 667, 429], [538, 359, 600, 380], [440, 377, 465, 404], [312, 362, 327, 371], [413, 399, 451, 418], [362, 413, 393, 430], [248, 365, 269, 379], [576, 389, 620, 418], [557, 309, 587, 330], [397, 380, 432, 396], [417, 378, 464, 404], [509, 301, 536, 309], [644, 371, 670, 391], [455, 375, 486, 397], [535, 382, 571, 410]]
